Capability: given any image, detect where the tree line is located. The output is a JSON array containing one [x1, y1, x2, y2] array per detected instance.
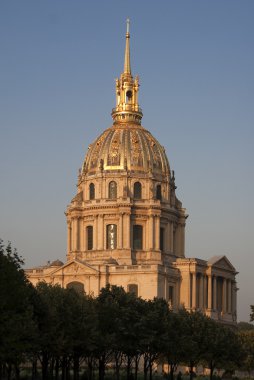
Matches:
[[1, 240, 254, 380]]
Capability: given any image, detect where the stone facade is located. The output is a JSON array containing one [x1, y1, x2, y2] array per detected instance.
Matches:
[[26, 21, 238, 326]]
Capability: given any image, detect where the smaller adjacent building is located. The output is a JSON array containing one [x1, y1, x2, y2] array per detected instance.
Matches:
[[26, 21, 238, 326]]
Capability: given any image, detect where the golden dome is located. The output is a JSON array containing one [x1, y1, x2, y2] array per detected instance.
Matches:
[[81, 20, 170, 178], [82, 124, 170, 176]]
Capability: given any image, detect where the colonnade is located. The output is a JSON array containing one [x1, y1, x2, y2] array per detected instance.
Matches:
[[67, 213, 132, 254], [190, 273, 236, 315], [67, 214, 185, 257]]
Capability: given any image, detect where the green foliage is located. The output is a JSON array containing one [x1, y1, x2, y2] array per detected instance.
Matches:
[[0, 240, 37, 370], [250, 306, 254, 323], [238, 321, 254, 331], [203, 319, 244, 379], [178, 309, 210, 374], [238, 330, 254, 375], [0, 240, 252, 380]]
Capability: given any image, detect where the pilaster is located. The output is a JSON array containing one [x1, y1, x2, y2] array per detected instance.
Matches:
[[149, 215, 154, 250], [155, 215, 160, 251]]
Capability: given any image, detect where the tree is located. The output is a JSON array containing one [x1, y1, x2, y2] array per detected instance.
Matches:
[[95, 285, 144, 380], [35, 282, 97, 380], [203, 319, 243, 380], [161, 311, 186, 380], [238, 321, 254, 331], [239, 330, 254, 377], [119, 296, 146, 380], [179, 310, 209, 380], [139, 298, 170, 380], [95, 285, 125, 380], [0, 239, 36, 380]]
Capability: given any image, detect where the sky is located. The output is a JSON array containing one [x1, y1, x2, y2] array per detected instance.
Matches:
[[0, 0, 253, 322]]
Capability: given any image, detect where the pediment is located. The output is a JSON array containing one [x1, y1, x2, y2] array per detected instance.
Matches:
[[208, 255, 236, 272], [49, 259, 99, 276]]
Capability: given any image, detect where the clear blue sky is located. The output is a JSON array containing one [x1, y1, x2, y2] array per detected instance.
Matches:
[[0, 1, 253, 322]]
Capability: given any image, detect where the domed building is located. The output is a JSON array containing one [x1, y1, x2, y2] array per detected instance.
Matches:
[[26, 21, 238, 325]]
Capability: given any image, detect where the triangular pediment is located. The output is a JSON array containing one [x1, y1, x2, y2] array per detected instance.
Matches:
[[49, 259, 99, 276], [208, 255, 236, 272]]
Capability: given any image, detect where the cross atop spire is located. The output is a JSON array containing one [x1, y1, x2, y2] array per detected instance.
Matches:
[[126, 18, 130, 34], [124, 18, 131, 75]]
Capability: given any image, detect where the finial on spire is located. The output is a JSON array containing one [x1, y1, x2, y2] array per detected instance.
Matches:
[[126, 18, 130, 34], [124, 18, 131, 74], [111, 20, 143, 124]]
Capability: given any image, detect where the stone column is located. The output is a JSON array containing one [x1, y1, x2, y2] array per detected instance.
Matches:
[[203, 275, 207, 309], [223, 278, 227, 313], [213, 276, 217, 310], [94, 215, 98, 250], [232, 282, 237, 320], [72, 218, 78, 251], [118, 213, 123, 249], [83, 223, 87, 251], [80, 219, 84, 252], [207, 275, 212, 310], [165, 222, 170, 252], [189, 272, 192, 308], [67, 222, 72, 254], [228, 280, 232, 313], [77, 218, 80, 250], [199, 275, 204, 309], [181, 224, 185, 257], [71, 219, 75, 251], [98, 215, 104, 250], [149, 215, 154, 250], [170, 222, 174, 251], [155, 215, 160, 251], [192, 273, 197, 309], [124, 213, 130, 249]]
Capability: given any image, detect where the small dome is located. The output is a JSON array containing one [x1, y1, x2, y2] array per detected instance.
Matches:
[[50, 259, 64, 267], [82, 124, 170, 176]]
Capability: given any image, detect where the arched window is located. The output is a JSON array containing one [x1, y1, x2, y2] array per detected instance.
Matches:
[[133, 225, 143, 250], [156, 184, 162, 200], [87, 226, 93, 250], [67, 281, 84, 295], [106, 224, 117, 249], [128, 284, 138, 297], [126, 90, 132, 103], [134, 182, 142, 199], [109, 181, 117, 199], [89, 183, 95, 200]]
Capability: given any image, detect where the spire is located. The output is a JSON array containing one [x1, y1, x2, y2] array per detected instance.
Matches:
[[124, 18, 131, 74], [111, 20, 143, 125]]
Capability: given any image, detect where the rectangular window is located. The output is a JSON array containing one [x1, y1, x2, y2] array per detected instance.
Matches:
[[133, 225, 143, 250], [128, 284, 138, 297], [168, 286, 174, 308], [160, 227, 164, 251], [87, 226, 93, 250]]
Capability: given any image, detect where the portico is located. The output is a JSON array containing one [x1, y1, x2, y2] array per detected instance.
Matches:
[[174, 255, 237, 324]]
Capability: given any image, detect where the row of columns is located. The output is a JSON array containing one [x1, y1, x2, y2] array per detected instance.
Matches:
[[191, 273, 236, 314], [67, 214, 184, 255], [68, 214, 132, 253]]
